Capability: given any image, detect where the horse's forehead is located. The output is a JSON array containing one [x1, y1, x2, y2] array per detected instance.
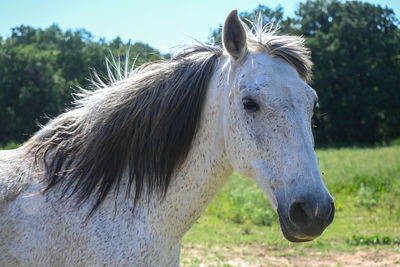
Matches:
[[239, 53, 301, 87], [238, 53, 309, 102]]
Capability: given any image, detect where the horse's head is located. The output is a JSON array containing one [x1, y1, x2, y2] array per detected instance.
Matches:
[[221, 10, 334, 242]]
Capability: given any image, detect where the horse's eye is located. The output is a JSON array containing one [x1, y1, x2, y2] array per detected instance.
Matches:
[[242, 98, 259, 112]]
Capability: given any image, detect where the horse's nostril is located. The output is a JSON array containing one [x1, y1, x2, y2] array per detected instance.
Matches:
[[289, 201, 309, 226]]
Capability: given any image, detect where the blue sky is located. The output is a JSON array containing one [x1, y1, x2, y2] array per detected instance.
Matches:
[[1, 0, 399, 53]]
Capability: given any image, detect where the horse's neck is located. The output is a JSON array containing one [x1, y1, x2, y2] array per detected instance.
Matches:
[[0, 148, 33, 204], [142, 63, 233, 240], [14, 59, 233, 243]]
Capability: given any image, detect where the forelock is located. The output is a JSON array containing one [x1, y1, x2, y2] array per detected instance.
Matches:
[[241, 15, 313, 82]]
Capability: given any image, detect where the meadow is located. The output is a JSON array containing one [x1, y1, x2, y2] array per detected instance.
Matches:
[[181, 145, 400, 266]]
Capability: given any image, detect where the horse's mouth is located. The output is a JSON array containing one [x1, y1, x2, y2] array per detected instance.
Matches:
[[277, 210, 319, 243]]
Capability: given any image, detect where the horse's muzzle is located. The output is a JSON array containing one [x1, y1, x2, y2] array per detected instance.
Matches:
[[277, 195, 335, 242]]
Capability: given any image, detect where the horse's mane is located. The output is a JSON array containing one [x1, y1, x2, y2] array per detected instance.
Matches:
[[242, 15, 313, 82], [26, 18, 312, 215]]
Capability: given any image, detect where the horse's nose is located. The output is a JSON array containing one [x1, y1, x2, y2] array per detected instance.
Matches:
[[289, 196, 335, 237]]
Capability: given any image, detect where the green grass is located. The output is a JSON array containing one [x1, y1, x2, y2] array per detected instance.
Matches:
[[182, 146, 400, 264]]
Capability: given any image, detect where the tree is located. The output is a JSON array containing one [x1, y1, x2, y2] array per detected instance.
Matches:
[[297, 0, 400, 145], [0, 25, 163, 145]]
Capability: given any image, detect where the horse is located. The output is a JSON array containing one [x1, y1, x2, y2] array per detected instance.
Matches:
[[0, 10, 334, 266]]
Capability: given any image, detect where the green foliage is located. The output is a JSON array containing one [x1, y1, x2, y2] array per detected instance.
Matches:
[[318, 147, 400, 218], [391, 137, 400, 146], [299, 0, 400, 145], [206, 173, 277, 226], [0, 25, 163, 146], [355, 183, 377, 209], [347, 234, 400, 246], [0, 141, 20, 150], [350, 174, 392, 194]]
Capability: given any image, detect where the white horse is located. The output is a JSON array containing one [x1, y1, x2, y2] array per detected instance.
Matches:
[[0, 10, 334, 266]]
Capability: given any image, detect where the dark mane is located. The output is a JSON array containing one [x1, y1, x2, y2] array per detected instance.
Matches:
[[26, 18, 313, 216], [27, 45, 223, 215]]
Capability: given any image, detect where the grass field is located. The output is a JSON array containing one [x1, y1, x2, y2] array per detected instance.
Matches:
[[181, 145, 400, 266]]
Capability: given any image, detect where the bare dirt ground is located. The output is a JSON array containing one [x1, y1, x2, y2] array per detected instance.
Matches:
[[181, 246, 400, 266]]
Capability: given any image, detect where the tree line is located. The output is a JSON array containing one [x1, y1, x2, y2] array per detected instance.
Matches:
[[0, 0, 399, 146], [0, 25, 164, 145]]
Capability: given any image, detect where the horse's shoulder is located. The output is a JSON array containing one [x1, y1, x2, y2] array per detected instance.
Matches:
[[0, 148, 32, 204]]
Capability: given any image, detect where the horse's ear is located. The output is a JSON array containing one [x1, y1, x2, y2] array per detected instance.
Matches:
[[223, 10, 247, 60]]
